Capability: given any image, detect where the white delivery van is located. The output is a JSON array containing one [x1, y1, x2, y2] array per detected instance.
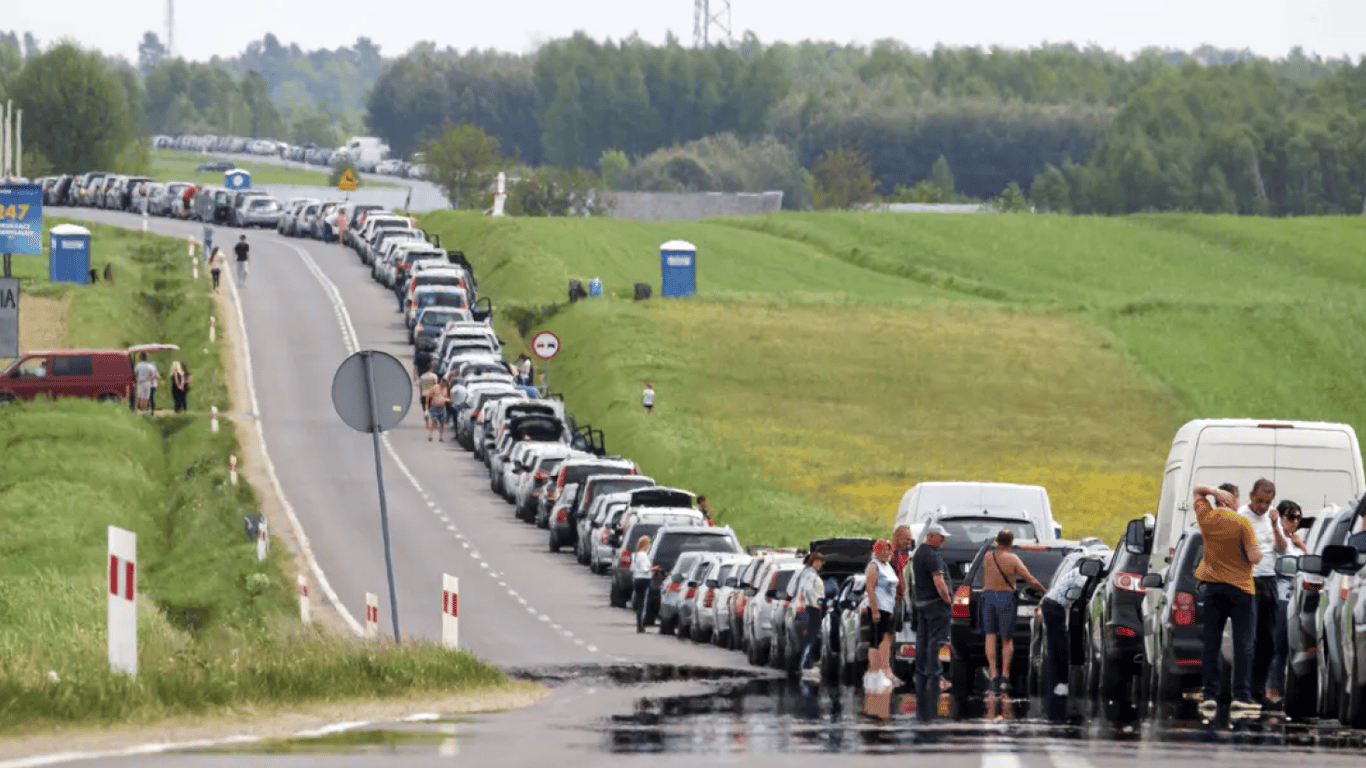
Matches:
[[1142, 418, 1365, 574], [338, 136, 390, 172], [894, 481, 1060, 543]]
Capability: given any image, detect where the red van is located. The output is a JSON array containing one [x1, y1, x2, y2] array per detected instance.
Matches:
[[0, 343, 179, 404]]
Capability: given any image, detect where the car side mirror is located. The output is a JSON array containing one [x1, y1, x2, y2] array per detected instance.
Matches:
[[1275, 554, 1300, 577], [687, 580, 698, 589], [1320, 545, 1362, 575], [1079, 559, 1102, 577], [742, 586, 757, 597], [1349, 531, 1366, 553], [1296, 554, 1324, 575], [1139, 573, 1163, 589], [1124, 518, 1150, 556], [1063, 586, 1083, 603]]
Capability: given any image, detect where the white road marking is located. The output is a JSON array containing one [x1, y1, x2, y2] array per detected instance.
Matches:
[[982, 752, 1024, 768], [1046, 747, 1096, 768]]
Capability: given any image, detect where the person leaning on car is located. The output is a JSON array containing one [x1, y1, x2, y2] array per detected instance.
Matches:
[[911, 523, 953, 721], [1192, 483, 1262, 715]]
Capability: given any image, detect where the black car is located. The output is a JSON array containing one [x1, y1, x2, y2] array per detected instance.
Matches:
[[948, 540, 1073, 699], [1138, 523, 1207, 711], [1083, 516, 1154, 721], [196, 160, 236, 172]]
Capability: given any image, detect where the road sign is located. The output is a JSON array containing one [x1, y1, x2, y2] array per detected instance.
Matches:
[[0, 278, 16, 358], [0, 184, 43, 255], [331, 350, 412, 433], [531, 330, 561, 360], [338, 168, 359, 192]]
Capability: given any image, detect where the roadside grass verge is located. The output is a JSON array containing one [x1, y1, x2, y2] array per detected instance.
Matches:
[[0, 224, 509, 734], [150, 149, 396, 188], [422, 210, 1366, 547]]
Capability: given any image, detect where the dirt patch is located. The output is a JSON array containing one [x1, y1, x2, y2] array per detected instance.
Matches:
[[17, 293, 69, 350], [0, 681, 546, 759]]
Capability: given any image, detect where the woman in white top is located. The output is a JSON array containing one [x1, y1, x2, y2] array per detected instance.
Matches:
[[1267, 500, 1306, 703], [631, 535, 656, 633], [865, 539, 901, 689]]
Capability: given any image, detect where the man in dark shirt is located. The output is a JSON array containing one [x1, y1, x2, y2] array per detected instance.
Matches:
[[233, 235, 250, 284], [911, 523, 954, 721]]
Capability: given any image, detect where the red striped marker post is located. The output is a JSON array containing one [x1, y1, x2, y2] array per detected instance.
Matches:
[[255, 518, 268, 561], [298, 574, 310, 623], [107, 526, 137, 675], [209, 315, 216, 342], [442, 574, 460, 649], [365, 592, 379, 637], [229, 455, 237, 485], [210, 406, 219, 432], [186, 237, 195, 257]]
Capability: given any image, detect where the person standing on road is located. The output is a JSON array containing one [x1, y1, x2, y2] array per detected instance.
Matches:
[[233, 235, 250, 284], [208, 246, 224, 290], [1267, 499, 1305, 705], [417, 368, 439, 429], [979, 529, 1046, 697], [642, 381, 656, 415], [134, 353, 159, 414], [865, 539, 901, 689], [891, 525, 913, 631], [518, 355, 532, 386], [1039, 547, 1105, 721], [1239, 478, 1285, 702], [631, 535, 656, 633], [202, 222, 215, 261], [696, 495, 715, 526], [911, 523, 954, 721], [426, 378, 450, 442], [1193, 483, 1262, 716], [335, 210, 348, 246], [796, 551, 826, 681]]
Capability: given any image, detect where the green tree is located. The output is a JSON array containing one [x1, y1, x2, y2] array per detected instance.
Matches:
[[598, 149, 629, 188], [241, 70, 283, 138], [15, 43, 135, 174], [137, 32, 166, 75], [1029, 163, 1070, 212], [291, 111, 338, 147], [995, 181, 1030, 211], [1197, 164, 1237, 213], [812, 145, 879, 209], [426, 122, 502, 209], [931, 154, 956, 197], [327, 155, 361, 188], [507, 166, 611, 216]]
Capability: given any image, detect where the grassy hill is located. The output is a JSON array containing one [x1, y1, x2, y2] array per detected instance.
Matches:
[[420, 210, 1366, 547]]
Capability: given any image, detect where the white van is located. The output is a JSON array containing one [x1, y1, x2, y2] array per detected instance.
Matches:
[[338, 136, 390, 171], [1142, 418, 1365, 573], [894, 481, 1060, 543]]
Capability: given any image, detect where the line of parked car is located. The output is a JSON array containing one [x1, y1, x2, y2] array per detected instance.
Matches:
[[152, 134, 424, 178], [34, 170, 285, 230]]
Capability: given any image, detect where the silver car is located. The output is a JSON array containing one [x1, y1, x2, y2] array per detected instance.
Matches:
[[236, 196, 282, 228]]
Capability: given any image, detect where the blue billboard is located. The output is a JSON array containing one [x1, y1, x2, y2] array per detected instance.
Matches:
[[0, 184, 43, 255]]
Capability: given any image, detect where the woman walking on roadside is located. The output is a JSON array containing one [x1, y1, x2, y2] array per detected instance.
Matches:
[[865, 539, 901, 690], [170, 361, 192, 413], [426, 378, 451, 442], [208, 247, 224, 290], [631, 535, 657, 633]]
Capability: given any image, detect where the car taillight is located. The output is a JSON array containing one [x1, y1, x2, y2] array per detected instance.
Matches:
[[1112, 571, 1146, 593], [555, 509, 567, 523], [952, 586, 971, 618], [1173, 591, 1195, 625], [1115, 626, 1137, 637], [667, 581, 682, 593], [684, 587, 696, 600], [619, 550, 631, 568], [469, 409, 479, 420], [703, 588, 715, 608], [1342, 585, 1350, 600], [534, 470, 549, 481], [1304, 581, 1323, 592]]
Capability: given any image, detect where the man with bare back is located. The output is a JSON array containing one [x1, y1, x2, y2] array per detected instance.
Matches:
[[979, 529, 1046, 696]]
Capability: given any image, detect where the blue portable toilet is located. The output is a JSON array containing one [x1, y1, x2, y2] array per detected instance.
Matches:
[[659, 240, 697, 297], [224, 169, 252, 190], [588, 277, 603, 297], [48, 224, 91, 285]]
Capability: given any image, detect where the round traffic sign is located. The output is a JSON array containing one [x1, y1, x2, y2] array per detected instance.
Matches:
[[531, 330, 561, 360], [330, 350, 413, 433]]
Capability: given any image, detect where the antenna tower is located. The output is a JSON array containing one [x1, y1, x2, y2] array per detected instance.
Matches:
[[166, 0, 174, 58], [692, 0, 733, 49]]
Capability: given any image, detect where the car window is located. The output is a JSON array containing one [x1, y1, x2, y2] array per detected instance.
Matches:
[[941, 519, 1036, 545], [655, 532, 741, 564], [51, 355, 93, 376], [15, 358, 48, 377], [969, 547, 1070, 588]]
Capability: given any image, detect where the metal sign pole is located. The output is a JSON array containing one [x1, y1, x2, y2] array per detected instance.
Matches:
[[2, 254, 9, 278], [362, 351, 402, 644]]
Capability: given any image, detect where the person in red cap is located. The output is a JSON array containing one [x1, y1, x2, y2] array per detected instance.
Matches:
[[864, 538, 901, 689]]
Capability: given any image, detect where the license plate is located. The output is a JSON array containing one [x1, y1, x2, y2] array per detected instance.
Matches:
[[1017, 605, 1035, 618]]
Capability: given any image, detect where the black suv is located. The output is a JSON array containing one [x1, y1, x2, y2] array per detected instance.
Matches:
[[1083, 516, 1153, 720], [948, 540, 1073, 698]]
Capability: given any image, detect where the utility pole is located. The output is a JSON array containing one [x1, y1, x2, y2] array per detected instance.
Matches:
[[692, 0, 733, 49], [166, 0, 175, 59]]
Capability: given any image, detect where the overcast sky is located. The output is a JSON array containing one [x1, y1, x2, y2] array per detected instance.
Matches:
[[12, 0, 1366, 63]]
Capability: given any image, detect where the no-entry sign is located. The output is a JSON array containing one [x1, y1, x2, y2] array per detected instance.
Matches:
[[531, 331, 561, 360]]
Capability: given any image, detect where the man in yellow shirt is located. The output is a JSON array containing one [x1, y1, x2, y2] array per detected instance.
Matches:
[[1193, 484, 1262, 716]]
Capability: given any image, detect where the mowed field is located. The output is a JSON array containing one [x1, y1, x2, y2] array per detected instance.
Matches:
[[422, 210, 1366, 547]]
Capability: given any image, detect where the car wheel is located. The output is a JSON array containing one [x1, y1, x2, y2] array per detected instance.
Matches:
[[0, 394, 14, 405], [660, 613, 675, 636], [609, 582, 627, 609], [950, 652, 973, 700], [548, 529, 561, 553], [1283, 660, 1315, 721]]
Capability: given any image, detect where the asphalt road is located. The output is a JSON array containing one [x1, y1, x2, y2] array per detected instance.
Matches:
[[30, 208, 1366, 767]]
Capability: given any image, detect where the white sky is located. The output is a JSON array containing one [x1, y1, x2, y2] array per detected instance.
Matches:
[[12, 0, 1366, 63]]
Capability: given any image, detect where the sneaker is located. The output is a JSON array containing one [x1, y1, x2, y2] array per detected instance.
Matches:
[[1053, 683, 1069, 697], [1230, 699, 1261, 716], [1199, 699, 1218, 717]]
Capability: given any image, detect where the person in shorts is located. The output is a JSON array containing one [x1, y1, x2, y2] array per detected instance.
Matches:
[[417, 368, 438, 428], [426, 379, 450, 441], [979, 529, 1045, 696], [642, 381, 655, 414]]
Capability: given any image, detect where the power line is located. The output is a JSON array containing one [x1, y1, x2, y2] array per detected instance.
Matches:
[[692, 0, 733, 49]]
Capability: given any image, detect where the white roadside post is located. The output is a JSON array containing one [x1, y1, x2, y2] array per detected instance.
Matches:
[[298, 574, 310, 624], [141, 211, 148, 233], [186, 237, 195, 257], [365, 592, 380, 637], [229, 455, 238, 485], [210, 406, 219, 432], [255, 518, 268, 561], [192, 256, 199, 280], [107, 526, 137, 675], [209, 315, 216, 342], [441, 574, 460, 649]]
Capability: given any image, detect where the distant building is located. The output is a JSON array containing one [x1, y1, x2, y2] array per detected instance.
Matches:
[[860, 202, 990, 214]]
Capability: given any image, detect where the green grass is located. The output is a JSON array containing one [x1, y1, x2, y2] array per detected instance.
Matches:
[[150, 149, 395, 189], [420, 210, 1366, 547], [0, 224, 509, 733]]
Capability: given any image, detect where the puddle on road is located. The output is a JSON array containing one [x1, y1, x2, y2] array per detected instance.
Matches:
[[192, 727, 464, 756]]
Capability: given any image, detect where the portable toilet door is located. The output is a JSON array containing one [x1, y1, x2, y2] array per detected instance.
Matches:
[[659, 240, 697, 297], [224, 169, 252, 190], [48, 224, 92, 285]]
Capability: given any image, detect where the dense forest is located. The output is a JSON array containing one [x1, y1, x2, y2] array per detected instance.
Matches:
[[2, 28, 1364, 215]]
